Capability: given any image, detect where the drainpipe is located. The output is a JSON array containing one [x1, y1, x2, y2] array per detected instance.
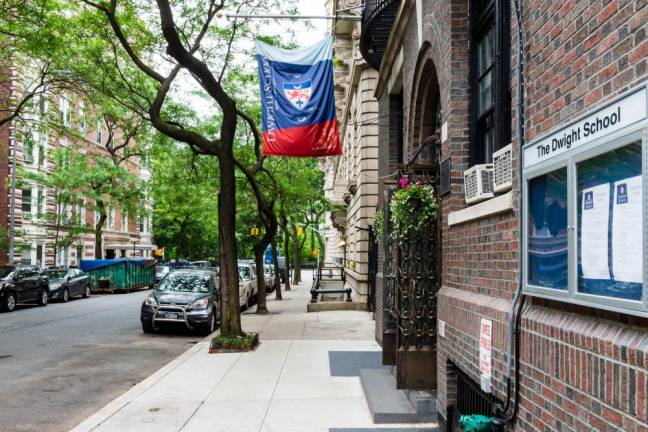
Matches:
[[496, 0, 526, 423]]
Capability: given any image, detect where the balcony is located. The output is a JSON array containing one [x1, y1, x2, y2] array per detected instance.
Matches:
[[360, 0, 401, 70]]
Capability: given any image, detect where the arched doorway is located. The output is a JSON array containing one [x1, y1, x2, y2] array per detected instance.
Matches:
[[393, 53, 442, 390]]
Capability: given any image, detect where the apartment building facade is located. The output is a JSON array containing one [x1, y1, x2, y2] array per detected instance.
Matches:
[[0, 71, 154, 268], [362, 0, 648, 430], [321, 0, 381, 307]]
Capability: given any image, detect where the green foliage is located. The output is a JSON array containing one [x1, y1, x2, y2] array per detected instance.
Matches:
[[151, 134, 219, 260], [390, 183, 437, 238], [373, 208, 384, 240], [210, 332, 259, 352]]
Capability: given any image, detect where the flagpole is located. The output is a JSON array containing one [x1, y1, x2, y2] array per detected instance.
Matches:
[[217, 13, 361, 22]]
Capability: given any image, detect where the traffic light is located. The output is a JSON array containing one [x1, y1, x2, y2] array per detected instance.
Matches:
[[251, 226, 260, 237]]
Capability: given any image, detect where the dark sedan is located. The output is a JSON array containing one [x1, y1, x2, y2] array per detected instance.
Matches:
[[140, 269, 220, 335], [0, 265, 49, 312], [46, 268, 92, 302]]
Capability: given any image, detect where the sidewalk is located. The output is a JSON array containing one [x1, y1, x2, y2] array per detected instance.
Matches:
[[71, 272, 438, 432]]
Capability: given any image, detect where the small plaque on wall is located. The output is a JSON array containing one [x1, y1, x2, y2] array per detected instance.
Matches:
[[440, 158, 451, 195]]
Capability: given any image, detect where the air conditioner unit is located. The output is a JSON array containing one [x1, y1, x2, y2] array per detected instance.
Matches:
[[464, 164, 494, 205], [493, 144, 513, 193]]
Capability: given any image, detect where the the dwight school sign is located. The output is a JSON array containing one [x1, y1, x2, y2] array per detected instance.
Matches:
[[524, 88, 647, 168]]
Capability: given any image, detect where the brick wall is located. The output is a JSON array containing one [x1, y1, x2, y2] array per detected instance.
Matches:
[[375, 0, 648, 430]]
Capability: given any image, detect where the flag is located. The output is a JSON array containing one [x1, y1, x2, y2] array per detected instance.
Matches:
[[255, 37, 342, 157]]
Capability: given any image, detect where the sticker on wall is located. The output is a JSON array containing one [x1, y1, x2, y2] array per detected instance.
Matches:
[[479, 318, 493, 393], [438, 319, 446, 338]]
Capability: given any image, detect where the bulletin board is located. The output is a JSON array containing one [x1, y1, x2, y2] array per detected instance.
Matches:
[[522, 83, 648, 316]]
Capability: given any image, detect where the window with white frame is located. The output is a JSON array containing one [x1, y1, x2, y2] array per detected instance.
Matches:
[[23, 131, 35, 163], [78, 99, 85, 133], [38, 92, 48, 116], [37, 131, 46, 166], [20, 248, 31, 265], [76, 198, 85, 225], [121, 210, 128, 232], [56, 246, 69, 267], [21, 188, 32, 216], [96, 119, 103, 144], [36, 244, 44, 267], [60, 94, 71, 127], [36, 186, 46, 218], [94, 209, 100, 227], [108, 206, 115, 230], [523, 85, 647, 316]]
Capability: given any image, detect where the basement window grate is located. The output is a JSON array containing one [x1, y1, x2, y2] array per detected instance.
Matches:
[[455, 367, 500, 418]]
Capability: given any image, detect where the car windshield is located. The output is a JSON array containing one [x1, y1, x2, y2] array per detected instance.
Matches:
[[46, 270, 68, 279], [238, 266, 251, 279], [0, 267, 14, 279], [155, 272, 210, 293]]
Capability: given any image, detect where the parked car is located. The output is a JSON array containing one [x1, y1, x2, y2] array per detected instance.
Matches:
[[140, 268, 220, 335], [191, 260, 212, 268], [238, 260, 257, 307], [0, 265, 50, 312], [264, 266, 275, 292], [155, 265, 170, 284], [46, 268, 92, 302]]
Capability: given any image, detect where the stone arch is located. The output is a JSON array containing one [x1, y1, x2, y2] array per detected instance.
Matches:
[[407, 42, 442, 165]]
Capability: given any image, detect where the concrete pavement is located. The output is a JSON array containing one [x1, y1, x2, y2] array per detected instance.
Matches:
[[70, 273, 438, 432]]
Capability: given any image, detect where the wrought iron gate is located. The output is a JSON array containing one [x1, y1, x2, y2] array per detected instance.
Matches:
[[367, 226, 378, 313]]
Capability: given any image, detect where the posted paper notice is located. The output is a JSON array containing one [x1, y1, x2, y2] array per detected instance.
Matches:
[[612, 175, 643, 283], [581, 184, 611, 280]]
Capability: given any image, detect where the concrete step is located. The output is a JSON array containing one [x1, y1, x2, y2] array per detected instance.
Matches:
[[359, 368, 438, 424]]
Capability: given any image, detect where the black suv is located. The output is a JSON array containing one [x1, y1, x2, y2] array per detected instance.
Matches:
[[0, 265, 50, 312], [140, 269, 220, 335]]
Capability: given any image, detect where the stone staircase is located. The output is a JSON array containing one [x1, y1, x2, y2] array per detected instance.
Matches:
[[359, 367, 438, 424]]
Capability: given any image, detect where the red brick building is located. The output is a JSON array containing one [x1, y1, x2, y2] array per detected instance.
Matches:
[[0, 75, 154, 268], [361, 0, 648, 430]]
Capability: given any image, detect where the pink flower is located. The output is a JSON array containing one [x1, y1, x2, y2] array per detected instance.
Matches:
[[399, 178, 409, 188]]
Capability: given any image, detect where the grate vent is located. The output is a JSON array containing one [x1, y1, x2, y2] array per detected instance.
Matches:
[[493, 144, 513, 192], [463, 164, 495, 204]]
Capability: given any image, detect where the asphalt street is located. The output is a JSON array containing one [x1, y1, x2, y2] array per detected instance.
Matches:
[[0, 289, 204, 432]]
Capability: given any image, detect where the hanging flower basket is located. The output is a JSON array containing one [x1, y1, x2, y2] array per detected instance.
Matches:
[[390, 178, 437, 238]]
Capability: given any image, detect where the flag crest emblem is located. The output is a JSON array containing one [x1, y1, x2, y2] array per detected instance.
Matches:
[[284, 80, 312, 110]]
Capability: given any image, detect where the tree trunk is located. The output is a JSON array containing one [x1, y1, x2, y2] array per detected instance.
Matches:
[[283, 228, 291, 291], [272, 239, 282, 300], [94, 202, 107, 259], [253, 241, 268, 314], [218, 150, 243, 337], [292, 230, 302, 285]]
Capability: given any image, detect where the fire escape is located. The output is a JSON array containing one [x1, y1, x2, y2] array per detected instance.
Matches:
[[359, 0, 401, 70]]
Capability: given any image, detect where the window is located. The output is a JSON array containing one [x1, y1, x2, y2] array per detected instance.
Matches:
[[38, 93, 48, 116], [36, 186, 45, 217], [96, 120, 103, 144], [21, 248, 31, 265], [469, 0, 510, 165], [23, 132, 35, 163], [21, 188, 32, 214], [76, 244, 83, 263], [76, 199, 85, 225], [36, 244, 44, 267], [139, 214, 144, 233], [108, 206, 115, 230], [94, 209, 100, 227], [121, 210, 128, 232], [37, 132, 46, 166], [60, 95, 71, 127], [78, 100, 85, 133]]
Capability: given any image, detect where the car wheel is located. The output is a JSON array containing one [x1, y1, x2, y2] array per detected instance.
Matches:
[[37, 290, 48, 306], [61, 288, 70, 303], [3, 292, 17, 312], [142, 320, 155, 334], [83, 285, 91, 298], [199, 313, 216, 336]]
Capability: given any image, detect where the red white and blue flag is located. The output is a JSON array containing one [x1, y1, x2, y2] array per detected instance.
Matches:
[[255, 37, 342, 157]]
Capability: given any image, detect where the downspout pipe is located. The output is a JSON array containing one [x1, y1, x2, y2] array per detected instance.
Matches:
[[496, 0, 525, 422]]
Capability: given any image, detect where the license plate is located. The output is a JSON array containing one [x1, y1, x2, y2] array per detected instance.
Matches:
[[160, 312, 178, 319]]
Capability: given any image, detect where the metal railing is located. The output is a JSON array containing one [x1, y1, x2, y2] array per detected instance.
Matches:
[[360, 0, 401, 70]]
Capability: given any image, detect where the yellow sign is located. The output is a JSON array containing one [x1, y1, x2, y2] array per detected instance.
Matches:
[[251, 226, 260, 236], [154, 248, 165, 258]]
